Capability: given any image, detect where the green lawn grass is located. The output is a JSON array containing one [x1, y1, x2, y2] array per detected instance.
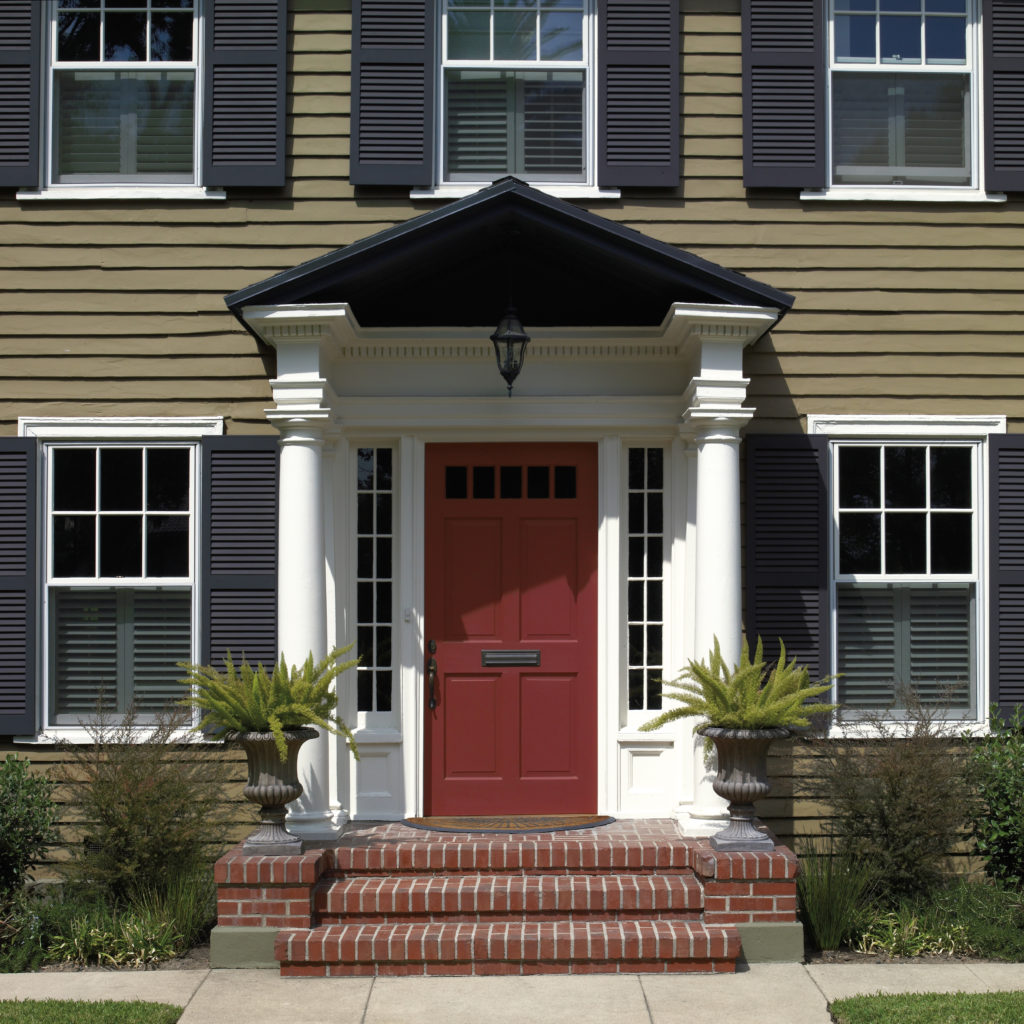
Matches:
[[831, 991, 1024, 1024], [0, 1000, 182, 1024]]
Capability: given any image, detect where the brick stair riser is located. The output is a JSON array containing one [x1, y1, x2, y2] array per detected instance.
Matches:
[[316, 874, 703, 925], [276, 921, 741, 977]]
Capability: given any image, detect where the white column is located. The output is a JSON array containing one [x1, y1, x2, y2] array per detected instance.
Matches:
[[271, 416, 339, 840]]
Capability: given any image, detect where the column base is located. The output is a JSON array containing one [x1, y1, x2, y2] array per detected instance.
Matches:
[[675, 805, 729, 837], [284, 809, 344, 842]]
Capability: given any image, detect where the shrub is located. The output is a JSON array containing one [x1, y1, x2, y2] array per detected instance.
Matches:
[[813, 699, 975, 902], [0, 755, 59, 896], [797, 837, 875, 950], [968, 704, 1024, 886], [54, 704, 232, 902]]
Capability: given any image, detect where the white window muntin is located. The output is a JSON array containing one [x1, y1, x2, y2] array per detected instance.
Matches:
[[46, 442, 196, 586], [832, 440, 979, 582], [47, 0, 200, 187], [439, 0, 595, 186], [827, 0, 979, 189]]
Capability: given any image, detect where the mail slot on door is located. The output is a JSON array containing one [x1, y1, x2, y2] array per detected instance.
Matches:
[[481, 650, 541, 667]]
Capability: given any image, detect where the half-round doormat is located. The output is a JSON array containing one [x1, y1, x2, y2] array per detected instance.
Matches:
[[403, 815, 615, 834]]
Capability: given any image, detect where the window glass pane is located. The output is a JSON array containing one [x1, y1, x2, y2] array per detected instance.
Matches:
[[836, 0, 877, 9], [628, 668, 644, 710], [628, 537, 644, 576], [886, 511, 927, 572], [647, 537, 662, 575], [837, 585, 898, 710], [151, 12, 193, 60], [646, 492, 663, 533], [473, 465, 496, 498], [53, 448, 96, 511], [628, 492, 643, 528], [376, 492, 392, 533], [448, 11, 490, 59], [52, 589, 118, 717], [357, 537, 373, 577], [881, 0, 919, 11], [53, 515, 95, 576], [540, 11, 582, 59], [835, 14, 877, 62], [357, 448, 374, 490], [885, 446, 926, 508], [357, 492, 373, 533], [832, 72, 970, 186], [376, 581, 392, 622], [554, 465, 575, 498], [647, 669, 661, 710], [840, 511, 881, 573], [880, 14, 922, 62], [527, 465, 549, 498], [377, 537, 392, 577], [445, 465, 468, 499], [105, 11, 146, 60], [930, 447, 971, 508], [647, 625, 663, 665], [146, 515, 188, 575], [500, 465, 522, 498], [925, 14, 966, 62], [628, 624, 643, 666], [58, 11, 100, 60], [376, 448, 392, 490], [132, 590, 191, 711], [839, 446, 879, 508], [628, 580, 643, 621], [100, 515, 142, 576], [628, 448, 644, 489], [926, 0, 966, 10], [376, 671, 392, 712], [494, 10, 536, 59], [54, 71, 195, 182], [357, 672, 373, 712], [357, 581, 372, 622], [931, 512, 972, 572], [146, 448, 189, 511], [647, 448, 663, 489], [647, 579, 663, 621], [100, 449, 142, 511]]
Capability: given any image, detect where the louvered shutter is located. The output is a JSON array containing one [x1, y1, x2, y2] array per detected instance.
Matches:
[[596, 0, 680, 188], [989, 434, 1024, 719], [0, 439, 36, 736], [984, 0, 1024, 192], [351, 0, 436, 187], [742, 0, 825, 189], [201, 436, 279, 672], [745, 434, 830, 681], [0, 0, 41, 189], [202, 0, 286, 188]]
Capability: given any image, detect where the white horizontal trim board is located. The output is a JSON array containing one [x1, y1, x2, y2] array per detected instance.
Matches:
[[808, 414, 1006, 438], [19, 416, 225, 439]]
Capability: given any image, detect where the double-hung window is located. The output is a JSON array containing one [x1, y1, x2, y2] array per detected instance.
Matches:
[[829, 0, 975, 187], [442, 0, 589, 184], [49, 0, 198, 185], [833, 441, 977, 714], [47, 444, 194, 722]]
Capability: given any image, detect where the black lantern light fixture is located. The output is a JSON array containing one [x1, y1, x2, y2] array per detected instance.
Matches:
[[490, 307, 530, 396]]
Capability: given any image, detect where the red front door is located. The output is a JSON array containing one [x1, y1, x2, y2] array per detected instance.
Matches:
[[424, 443, 598, 815]]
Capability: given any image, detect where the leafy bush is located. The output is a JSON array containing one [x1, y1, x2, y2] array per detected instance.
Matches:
[[968, 704, 1024, 885], [179, 646, 359, 762], [814, 700, 975, 902], [0, 891, 45, 972], [54, 705, 232, 902], [0, 755, 59, 896], [640, 636, 837, 735], [797, 838, 875, 950]]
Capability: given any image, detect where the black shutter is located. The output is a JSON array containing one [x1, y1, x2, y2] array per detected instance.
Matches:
[[351, 0, 436, 187], [0, 439, 36, 736], [202, 0, 286, 188], [742, 0, 826, 189], [745, 434, 830, 682], [596, 0, 679, 188], [989, 434, 1024, 719], [0, 0, 41, 189], [201, 436, 279, 672], [984, 0, 1024, 192]]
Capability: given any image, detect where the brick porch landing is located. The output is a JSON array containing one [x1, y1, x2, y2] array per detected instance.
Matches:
[[213, 820, 800, 976]]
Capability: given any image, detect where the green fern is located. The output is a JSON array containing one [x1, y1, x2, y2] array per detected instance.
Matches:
[[179, 645, 360, 762], [639, 636, 838, 734]]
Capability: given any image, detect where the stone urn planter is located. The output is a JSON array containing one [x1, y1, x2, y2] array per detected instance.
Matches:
[[700, 725, 790, 852], [230, 727, 318, 856]]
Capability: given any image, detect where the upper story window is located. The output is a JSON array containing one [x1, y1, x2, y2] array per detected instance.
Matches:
[[829, 0, 975, 188], [50, 0, 198, 186], [441, 0, 590, 184]]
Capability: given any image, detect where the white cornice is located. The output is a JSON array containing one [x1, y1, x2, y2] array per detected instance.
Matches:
[[19, 416, 224, 439]]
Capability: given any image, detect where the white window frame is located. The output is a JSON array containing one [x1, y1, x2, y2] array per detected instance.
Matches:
[[415, 0, 620, 200], [803, 0, 1006, 203], [18, 0, 225, 201], [18, 416, 223, 741], [809, 414, 1004, 732]]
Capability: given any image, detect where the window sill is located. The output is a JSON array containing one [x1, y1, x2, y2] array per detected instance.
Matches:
[[17, 727, 207, 745], [16, 185, 227, 202], [411, 184, 621, 201], [828, 718, 988, 740], [800, 187, 1006, 203]]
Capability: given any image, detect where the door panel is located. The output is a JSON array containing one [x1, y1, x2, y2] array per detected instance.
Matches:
[[425, 443, 598, 814]]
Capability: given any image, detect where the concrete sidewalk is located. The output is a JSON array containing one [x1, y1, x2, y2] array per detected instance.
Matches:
[[3, 963, 1024, 1023]]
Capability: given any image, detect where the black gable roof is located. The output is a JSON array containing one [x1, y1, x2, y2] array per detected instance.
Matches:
[[226, 177, 793, 329]]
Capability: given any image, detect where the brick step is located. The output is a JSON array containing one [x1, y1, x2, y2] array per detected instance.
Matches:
[[323, 824, 697, 878], [316, 872, 704, 924], [276, 920, 741, 977]]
